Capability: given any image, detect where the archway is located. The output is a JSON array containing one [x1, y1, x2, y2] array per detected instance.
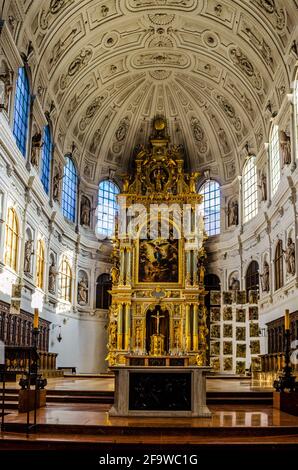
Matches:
[[145, 305, 170, 355]]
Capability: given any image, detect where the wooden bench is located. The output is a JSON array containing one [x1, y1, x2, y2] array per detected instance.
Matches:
[[57, 367, 77, 374]]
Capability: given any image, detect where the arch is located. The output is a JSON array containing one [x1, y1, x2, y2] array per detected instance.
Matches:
[[62, 156, 78, 222], [242, 156, 258, 223], [41, 125, 53, 194], [198, 180, 220, 236], [13, 67, 30, 157], [59, 258, 72, 302], [269, 124, 281, 197], [245, 261, 259, 294], [36, 239, 45, 289], [4, 207, 19, 271], [96, 179, 120, 238], [274, 240, 284, 291], [96, 273, 112, 309]]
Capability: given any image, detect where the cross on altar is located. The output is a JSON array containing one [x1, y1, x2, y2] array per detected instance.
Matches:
[[152, 309, 165, 335]]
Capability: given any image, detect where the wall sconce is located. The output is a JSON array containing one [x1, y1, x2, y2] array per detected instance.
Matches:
[[57, 326, 62, 343]]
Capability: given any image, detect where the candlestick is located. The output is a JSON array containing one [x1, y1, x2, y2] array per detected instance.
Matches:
[[33, 308, 39, 329], [285, 309, 290, 331]]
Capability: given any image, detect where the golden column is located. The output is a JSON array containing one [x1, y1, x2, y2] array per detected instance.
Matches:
[[119, 248, 125, 286], [117, 304, 124, 350], [186, 251, 191, 286], [185, 304, 191, 351], [126, 247, 132, 285], [124, 302, 131, 350], [193, 304, 199, 351]]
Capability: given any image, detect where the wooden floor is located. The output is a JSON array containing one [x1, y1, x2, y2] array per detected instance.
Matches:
[[1, 376, 297, 466]]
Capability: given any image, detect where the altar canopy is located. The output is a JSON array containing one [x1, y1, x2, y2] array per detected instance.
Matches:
[[107, 118, 207, 366]]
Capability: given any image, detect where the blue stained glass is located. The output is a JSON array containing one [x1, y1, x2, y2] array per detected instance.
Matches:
[[62, 156, 77, 222], [13, 68, 30, 157], [41, 125, 52, 194], [199, 180, 221, 236], [97, 180, 119, 237]]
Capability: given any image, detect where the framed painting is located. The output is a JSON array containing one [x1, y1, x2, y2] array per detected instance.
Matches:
[[223, 306, 233, 321]]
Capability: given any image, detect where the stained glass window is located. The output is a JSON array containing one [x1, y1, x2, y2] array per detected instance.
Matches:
[[13, 68, 30, 157], [62, 156, 77, 222], [199, 180, 221, 236], [41, 126, 52, 194], [97, 180, 120, 238], [243, 156, 258, 223]]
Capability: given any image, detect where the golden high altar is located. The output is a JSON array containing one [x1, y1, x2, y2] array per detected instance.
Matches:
[[107, 118, 208, 367]]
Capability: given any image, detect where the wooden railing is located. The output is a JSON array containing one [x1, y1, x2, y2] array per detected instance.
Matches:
[[4, 347, 61, 379]]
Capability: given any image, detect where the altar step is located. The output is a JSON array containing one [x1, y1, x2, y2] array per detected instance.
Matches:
[[0, 388, 272, 411]]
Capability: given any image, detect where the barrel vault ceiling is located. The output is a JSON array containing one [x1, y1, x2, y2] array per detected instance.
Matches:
[[2, 0, 298, 184]]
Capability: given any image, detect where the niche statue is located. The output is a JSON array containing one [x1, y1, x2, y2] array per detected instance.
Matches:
[[284, 237, 295, 276], [24, 240, 34, 274]]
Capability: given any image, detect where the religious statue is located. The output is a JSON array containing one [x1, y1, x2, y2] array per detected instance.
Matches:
[[53, 165, 62, 202], [0, 70, 12, 112], [284, 237, 295, 276], [78, 277, 88, 305], [108, 321, 117, 350], [122, 174, 131, 193], [280, 130, 291, 166], [48, 259, 58, 293], [80, 196, 91, 227], [152, 167, 167, 192], [260, 261, 270, 292], [229, 276, 240, 303], [24, 240, 34, 273], [260, 172, 267, 201], [189, 172, 200, 193], [31, 132, 42, 167], [228, 199, 238, 226], [135, 320, 142, 350]]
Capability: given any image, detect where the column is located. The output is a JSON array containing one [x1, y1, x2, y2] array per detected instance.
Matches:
[[185, 304, 191, 351], [117, 304, 124, 350], [193, 304, 199, 351], [124, 302, 131, 350], [193, 251, 198, 286], [186, 251, 191, 286], [126, 248, 132, 285], [119, 248, 125, 285]]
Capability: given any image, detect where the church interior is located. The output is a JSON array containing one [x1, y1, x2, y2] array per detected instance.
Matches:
[[0, 0, 298, 466]]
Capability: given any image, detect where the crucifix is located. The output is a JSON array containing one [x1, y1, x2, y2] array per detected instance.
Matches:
[[152, 307, 165, 335]]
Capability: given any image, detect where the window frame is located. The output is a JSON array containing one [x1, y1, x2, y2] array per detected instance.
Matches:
[[245, 260, 259, 294], [270, 125, 281, 197], [199, 180, 221, 237], [62, 156, 78, 223], [243, 156, 258, 223], [13, 67, 31, 157], [274, 240, 284, 291], [41, 125, 53, 194], [4, 208, 19, 272], [97, 179, 120, 238], [59, 259, 72, 302]]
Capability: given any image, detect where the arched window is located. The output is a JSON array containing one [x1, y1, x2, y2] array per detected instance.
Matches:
[[243, 156, 258, 222], [13, 68, 30, 157], [41, 125, 53, 194], [36, 240, 45, 289], [59, 259, 72, 302], [97, 180, 119, 238], [246, 261, 259, 295], [96, 274, 112, 309], [4, 208, 19, 271], [199, 180, 220, 236], [274, 240, 284, 291], [270, 125, 281, 197], [62, 156, 77, 222]]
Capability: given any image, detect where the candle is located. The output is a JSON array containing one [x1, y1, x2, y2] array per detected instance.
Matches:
[[285, 309, 290, 330], [33, 308, 39, 329]]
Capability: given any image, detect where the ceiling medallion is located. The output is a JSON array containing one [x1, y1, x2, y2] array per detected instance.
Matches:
[[149, 70, 172, 80]]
